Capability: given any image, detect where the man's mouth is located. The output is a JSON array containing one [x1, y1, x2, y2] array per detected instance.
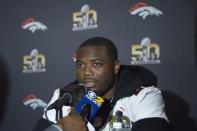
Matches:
[[84, 81, 96, 88], [83, 80, 97, 90]]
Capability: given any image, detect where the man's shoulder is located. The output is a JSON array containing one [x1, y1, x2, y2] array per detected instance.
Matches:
[[119, 65, 157, 87], [114, 65, 157, 101]]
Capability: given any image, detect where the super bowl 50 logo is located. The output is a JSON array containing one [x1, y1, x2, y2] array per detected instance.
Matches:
[[72, 4, 98, 31], [23, 49, 46, 73], [131, 37, 161, 65]]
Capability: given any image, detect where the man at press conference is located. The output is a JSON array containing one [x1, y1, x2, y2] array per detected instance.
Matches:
[[32, 37, 171, 131]]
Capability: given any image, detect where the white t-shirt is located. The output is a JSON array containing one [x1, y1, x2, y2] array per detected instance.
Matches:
[[43, 86, 168, 131]]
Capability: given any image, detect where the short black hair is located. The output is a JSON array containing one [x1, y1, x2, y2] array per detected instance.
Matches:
[[78, 37, 118, 60]]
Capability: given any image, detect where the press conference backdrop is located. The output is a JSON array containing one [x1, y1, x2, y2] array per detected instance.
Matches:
[[0, 0, 197, 131]]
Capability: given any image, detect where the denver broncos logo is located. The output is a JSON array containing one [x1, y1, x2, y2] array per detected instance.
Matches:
[[128, 2, 163, 19], [23, 94, 47, 110], [21, 18, 47, 33]]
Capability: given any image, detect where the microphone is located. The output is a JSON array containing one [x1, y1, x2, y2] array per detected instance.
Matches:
[[80, 104, 91, 121], [109, 110, 131, 128], [115, 111, 123, 122], [75, 90, 105, 121], [45, 80, 85, 121], [47, 92, 72, 110]]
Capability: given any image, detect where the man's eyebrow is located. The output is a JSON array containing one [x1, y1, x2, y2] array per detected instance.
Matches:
[[76, 58, 104, 62], [75, 59, 104, 62], [75, 60, 81, 63], [90, 59, 104, 62]]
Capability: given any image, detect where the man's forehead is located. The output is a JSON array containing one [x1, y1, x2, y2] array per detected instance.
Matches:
[[76, 46, 111, 60], [78, 45, 107, 50], [77, 46, 108, 55]]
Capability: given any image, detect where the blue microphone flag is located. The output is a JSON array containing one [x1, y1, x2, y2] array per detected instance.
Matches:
[[75, 90, 104, 120]]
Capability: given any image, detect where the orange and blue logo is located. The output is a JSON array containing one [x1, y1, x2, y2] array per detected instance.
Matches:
[[128, 2, 163, 19]]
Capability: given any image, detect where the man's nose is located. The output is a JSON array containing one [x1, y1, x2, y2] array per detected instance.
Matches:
[[84, 65, 93, 76]]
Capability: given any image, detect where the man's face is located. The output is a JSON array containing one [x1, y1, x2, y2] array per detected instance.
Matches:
[[75, 46, 119, 97]]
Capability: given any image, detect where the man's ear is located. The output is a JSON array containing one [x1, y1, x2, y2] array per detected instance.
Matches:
[[114, 60, 120, 75]]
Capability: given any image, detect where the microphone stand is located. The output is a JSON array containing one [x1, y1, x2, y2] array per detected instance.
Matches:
[[55, 90, 64, 121], [55, 106, 63, 121]]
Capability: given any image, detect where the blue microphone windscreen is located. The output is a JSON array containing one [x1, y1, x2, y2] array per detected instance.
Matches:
[[75, 90, 104, 120]]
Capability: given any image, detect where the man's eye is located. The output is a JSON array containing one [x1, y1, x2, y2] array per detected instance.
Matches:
[[76, 63, 84, 68], [93, 62, 103, 67]]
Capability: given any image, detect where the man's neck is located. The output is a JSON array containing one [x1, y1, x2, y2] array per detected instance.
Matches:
[[103, 87, 116, 99], [102, 79, 117, 100]]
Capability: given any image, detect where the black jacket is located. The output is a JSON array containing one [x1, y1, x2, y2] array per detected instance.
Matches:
[[32, 65, 171, 131]]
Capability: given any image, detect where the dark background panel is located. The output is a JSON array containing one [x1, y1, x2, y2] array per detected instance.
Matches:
[[0, 0, 196, 131]]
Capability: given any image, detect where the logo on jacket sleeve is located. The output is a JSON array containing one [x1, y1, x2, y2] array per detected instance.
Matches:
[[128, 2, 163, 19], [131, 37, 161, 65], [72, 4, 98, 31], [21, 18, 47, 33]]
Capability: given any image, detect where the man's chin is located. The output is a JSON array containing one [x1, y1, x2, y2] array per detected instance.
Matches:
[[94, 90, 103, 96]]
